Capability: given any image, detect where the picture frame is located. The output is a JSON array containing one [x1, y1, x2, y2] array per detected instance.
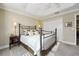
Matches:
[[66, 22, 72, 27]]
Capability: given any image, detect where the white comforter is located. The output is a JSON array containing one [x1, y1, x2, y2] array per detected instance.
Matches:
[[20, 34, 55, 55]]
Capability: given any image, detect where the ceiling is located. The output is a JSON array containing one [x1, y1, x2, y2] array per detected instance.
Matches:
[[0, 3, 79, 19]]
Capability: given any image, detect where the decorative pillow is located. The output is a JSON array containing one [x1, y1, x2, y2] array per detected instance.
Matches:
[[34, 31, 39, 35], [28, 30, 33, 36], [23, 30, 29, 35]]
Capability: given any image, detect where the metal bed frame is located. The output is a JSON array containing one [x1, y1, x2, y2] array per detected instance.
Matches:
[[18, 24, 57, 56]]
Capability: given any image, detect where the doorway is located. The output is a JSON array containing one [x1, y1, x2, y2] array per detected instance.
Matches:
[[76, 15, 79, 45]]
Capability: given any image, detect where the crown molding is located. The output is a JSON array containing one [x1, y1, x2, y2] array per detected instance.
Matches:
[[0, 7, 39, 20]]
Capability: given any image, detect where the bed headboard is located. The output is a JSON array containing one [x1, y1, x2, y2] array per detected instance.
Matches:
[[19, 24, 57, 36]]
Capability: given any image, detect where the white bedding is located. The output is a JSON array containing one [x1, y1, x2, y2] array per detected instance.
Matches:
[[20, 34, 55, 55]]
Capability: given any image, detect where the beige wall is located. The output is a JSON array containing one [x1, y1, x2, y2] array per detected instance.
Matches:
[[63, 12, 76, 45], [0, 9, 36, 48], [43, 10, 79, 45], [62, 10, 79, 45], [43, 17, 63, 41]]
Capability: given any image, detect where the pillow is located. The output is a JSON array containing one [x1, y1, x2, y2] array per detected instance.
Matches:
[[28, 30, 33, 36], [34, 31, 39, 35], [23, 30, 29, 35]]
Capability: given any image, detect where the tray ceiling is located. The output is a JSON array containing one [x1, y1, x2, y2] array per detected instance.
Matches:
[[0, 3, 78, 19]]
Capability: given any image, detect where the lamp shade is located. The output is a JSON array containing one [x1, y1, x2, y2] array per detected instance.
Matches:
[[14, 22, 17, 26], [36, 20, 43, 29]]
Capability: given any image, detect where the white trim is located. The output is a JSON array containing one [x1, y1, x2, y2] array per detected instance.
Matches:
[[74, 14, 77, 46], [0, 45, 9, 50], [59, 40, 76, 46]]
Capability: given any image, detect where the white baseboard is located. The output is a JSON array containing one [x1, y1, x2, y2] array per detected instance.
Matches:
[[0, 45, 9, 50], [58, 40, 76, 46]]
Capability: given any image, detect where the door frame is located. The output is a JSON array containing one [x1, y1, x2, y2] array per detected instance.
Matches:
[[75, 13, 79, 45]]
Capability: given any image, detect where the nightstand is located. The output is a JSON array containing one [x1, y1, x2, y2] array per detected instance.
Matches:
[[9, 36, 20, 49]]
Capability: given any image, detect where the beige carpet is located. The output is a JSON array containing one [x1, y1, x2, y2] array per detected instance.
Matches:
[[0, 42, 79, 56], [0, 42, 59, 56], [55, 42, 79, 56], [0, 46, 33, 56]]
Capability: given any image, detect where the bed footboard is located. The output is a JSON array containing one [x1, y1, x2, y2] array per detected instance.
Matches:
[[39, 28, 57, 56]]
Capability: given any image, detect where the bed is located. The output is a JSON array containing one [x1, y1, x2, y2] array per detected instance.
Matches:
[[18, 24, 57, 56]]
